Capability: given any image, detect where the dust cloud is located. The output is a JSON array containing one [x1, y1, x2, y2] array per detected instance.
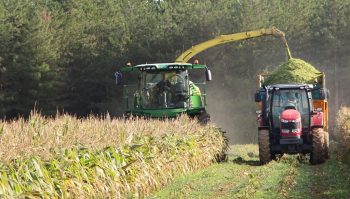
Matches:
[[206, 78, 258, 144]]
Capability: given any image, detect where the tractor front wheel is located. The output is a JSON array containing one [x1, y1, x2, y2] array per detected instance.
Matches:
[[310, 128, 326, 165], [258, 129, 271, 165]]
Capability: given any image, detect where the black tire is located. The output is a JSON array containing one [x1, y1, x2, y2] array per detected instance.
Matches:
[[324, 131, 330, 159], [258, 129, 271, 165], [310, 128, 326, 165], [197, 110, 210, 125]]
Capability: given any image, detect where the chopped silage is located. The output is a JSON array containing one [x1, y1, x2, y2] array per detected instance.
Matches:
[[264, 58, 321, 85]]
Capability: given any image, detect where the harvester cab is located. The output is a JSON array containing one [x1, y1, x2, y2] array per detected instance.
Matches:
[[115, 63, 212, 122]]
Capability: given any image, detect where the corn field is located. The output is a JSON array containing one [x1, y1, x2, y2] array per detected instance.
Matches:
[[0, 112, 226, 198], [336, 107, 350, 149]]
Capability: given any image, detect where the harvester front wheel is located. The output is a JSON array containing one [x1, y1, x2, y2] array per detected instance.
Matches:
[[310, 128, 326, 165], [258, 129, 271, 165]]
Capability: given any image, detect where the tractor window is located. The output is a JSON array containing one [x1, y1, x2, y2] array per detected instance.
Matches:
[[140, 70, 189, 109], [271, 89, 310, 128]]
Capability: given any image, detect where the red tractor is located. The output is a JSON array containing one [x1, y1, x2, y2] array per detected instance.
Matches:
[[255, 83, 329, 164]]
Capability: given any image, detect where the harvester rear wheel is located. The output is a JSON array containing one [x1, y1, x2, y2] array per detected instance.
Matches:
[[197, 110, 210, 124], [310, 128, 326, 165], [258, 129, 271, 165], [324, 131, 330, 159]]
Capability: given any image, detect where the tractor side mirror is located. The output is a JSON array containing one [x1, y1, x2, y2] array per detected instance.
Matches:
[[205, 69, 212, 81], [115, 71, 122, 85], [254, 92, 262, 102]]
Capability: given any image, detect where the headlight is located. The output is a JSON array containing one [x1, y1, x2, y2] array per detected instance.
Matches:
[[281, 119, 289, 123], [281, 129, 289, 133], [291, 129, 299, 133], [291, 119, 301, 123]]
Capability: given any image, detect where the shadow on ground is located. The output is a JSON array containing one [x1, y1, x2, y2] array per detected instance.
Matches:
[[231, 156, 260, 166]]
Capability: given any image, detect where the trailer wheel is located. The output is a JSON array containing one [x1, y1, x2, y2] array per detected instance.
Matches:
[[310, 128, 326, 165], [258, 129, 271, 165]]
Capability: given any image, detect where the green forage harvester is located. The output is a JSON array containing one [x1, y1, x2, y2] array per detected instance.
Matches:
[[264, 58, 321, 85]]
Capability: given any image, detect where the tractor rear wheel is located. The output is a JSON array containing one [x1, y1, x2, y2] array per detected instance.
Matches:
[[258, 129, 271, 165], [310, 128, 326, 165], [324, 131, 330, 159]]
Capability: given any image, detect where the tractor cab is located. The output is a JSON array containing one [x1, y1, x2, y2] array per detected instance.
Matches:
[[268, 84, 313, 145], [115, 63, 212, 119]]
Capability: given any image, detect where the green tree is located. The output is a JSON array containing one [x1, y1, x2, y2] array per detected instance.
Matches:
[[0, 1, 61, 117]]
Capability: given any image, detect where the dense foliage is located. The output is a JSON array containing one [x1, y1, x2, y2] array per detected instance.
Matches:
[[0, 0, 349, 142]]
